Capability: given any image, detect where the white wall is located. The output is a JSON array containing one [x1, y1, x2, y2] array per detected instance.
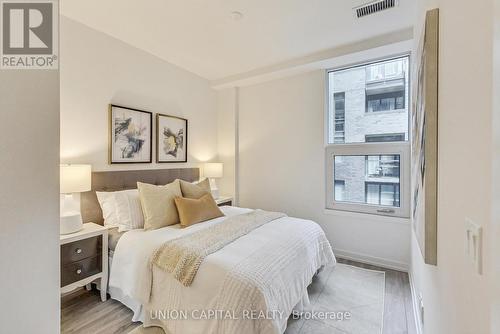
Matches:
[[60, 16, 218, 170], [216, 88, 236, 197], [0, 72, 60, 331], [218, 70, 411, 271], [410, 1, 494, 333]]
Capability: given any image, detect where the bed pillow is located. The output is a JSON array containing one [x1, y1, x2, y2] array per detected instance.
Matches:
[[138, 180, 182, 230], [174, 193, 224, 228], [114, 189, 144, 231], [96, 191, 119, 228], [179, 178, 211, 199], [96, 189, 145, 231]]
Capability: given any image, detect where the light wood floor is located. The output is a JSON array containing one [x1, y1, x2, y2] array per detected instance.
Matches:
[[61, 258, 416, 334]]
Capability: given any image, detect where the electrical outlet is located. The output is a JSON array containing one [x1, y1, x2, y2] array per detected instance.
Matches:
[[465, 218, 482, 274]]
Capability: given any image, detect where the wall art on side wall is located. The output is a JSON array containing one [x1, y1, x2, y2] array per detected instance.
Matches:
[[412, 8, 439, 265], [109, 104, 152, 164], [156, 113, 188, 163]]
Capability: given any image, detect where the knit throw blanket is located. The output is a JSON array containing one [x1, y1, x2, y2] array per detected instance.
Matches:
[[151, 210, 286, 287]]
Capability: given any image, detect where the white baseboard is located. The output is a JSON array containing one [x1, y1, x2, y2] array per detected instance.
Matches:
[[333, 248, 409, 272], [408, 271, 423, 334]]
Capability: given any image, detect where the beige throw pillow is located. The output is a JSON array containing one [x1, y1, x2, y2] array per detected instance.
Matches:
[[179, 178, 211, 199], [174, 193, 224, 228], [138, 180, 182, 230]]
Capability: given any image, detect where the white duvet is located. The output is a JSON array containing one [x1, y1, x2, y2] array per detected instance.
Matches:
[[109, 206, 335, 334]]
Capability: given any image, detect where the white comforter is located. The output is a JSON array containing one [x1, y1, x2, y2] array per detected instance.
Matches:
[[109, 207, 335, 334]]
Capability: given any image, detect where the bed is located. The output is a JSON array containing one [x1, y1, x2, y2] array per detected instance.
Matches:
[[81, 168, 335, 334]]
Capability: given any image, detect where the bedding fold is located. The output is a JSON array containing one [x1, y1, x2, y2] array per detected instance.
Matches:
[[151, 210, 286, 287]]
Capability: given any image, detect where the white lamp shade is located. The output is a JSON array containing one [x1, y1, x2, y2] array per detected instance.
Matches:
[[204, 163, 223, 178], [60, 164, 91, 194]]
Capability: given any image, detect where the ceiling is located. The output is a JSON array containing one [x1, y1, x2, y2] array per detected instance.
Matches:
[[61, 0, 415, 81]]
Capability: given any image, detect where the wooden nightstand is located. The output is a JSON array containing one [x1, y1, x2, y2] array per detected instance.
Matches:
[[215, 196, 233, 207], [60, 223, 108, 301]]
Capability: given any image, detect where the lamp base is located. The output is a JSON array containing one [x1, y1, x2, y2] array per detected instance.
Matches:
[[60, 213, 83, 235]]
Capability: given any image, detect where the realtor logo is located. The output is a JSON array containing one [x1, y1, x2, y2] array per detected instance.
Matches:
[[1, 0, 58, 69]]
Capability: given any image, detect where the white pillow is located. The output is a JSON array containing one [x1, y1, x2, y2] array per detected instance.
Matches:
[[114, 189, 144, 231], [96, 191, 119, 228], [96, 189, 144, 231]]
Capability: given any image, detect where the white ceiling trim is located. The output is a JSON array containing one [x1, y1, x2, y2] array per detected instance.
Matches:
[[211, 27, 414, 90]]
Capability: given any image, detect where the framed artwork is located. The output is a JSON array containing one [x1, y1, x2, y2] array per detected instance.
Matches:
[[156, 113, 188, 163], [108, 104, 152, 164], [411, 8, 439, 265]]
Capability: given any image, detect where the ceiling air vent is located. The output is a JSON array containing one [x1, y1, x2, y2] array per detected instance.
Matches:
[[354, 0, 398, 18]]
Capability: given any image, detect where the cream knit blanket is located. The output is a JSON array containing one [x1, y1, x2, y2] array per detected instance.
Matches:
[[151, 210, 286, 287]]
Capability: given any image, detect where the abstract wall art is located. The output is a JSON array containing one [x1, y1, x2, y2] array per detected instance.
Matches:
[[412, 8, 439, 265], [156, 113, 188, 163], [109, 104, 152, 164]]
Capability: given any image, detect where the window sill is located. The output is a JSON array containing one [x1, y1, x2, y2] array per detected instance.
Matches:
[[323, 208, 411, 225]]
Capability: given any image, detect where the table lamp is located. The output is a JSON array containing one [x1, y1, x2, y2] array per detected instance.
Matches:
[[203, 162, 223, 199], [60, 164, 91, 234]]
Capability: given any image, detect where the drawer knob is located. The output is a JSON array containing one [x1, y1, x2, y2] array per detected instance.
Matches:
[[75, 248, 82, 254], [76, 269, 82, 275]]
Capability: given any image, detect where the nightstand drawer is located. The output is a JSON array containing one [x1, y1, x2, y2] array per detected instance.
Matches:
[[61, 236, 100, 265], [61, 256, 101, 287]]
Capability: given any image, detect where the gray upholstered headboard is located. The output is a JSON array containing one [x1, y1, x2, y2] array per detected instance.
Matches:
[[81, 168, 199, 225]]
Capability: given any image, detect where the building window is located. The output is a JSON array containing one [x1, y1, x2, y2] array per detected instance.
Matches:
[[366, 91, 405, 113], [365, 182, 400, 207], [365, 133, 405, 142], [334, 93, 345, 143], [334, 180, 345, 201], [326, 55, 410, 217], [366, 155, 400, 178]]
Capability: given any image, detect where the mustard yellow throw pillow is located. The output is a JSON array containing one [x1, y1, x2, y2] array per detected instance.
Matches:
[[174, 193, 224, 228], [137, 180, 182, 230], [179, 178, 211, 199]]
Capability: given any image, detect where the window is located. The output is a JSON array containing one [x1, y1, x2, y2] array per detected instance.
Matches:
[[326, 55, 410, 217], [366, 59, 404, 81], [366, 91, 405, 112], [365, 133, 405, 142], [366, 155, 400, 178], [334, 180, 345, 201], [365, 58, 406, 113], [365, 182, 400, 207], [334, 93, 345, 143]]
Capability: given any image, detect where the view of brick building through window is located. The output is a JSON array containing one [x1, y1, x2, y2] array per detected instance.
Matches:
[[328, 56, 409, 207]]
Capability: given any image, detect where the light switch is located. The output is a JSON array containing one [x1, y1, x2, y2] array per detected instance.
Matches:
[[465, 218, 482, 274]]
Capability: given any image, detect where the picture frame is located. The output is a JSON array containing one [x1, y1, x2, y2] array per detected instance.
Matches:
[[411, 8, 439, 265], [108, 104, 152, 164], [156, 113, 188, 163]]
